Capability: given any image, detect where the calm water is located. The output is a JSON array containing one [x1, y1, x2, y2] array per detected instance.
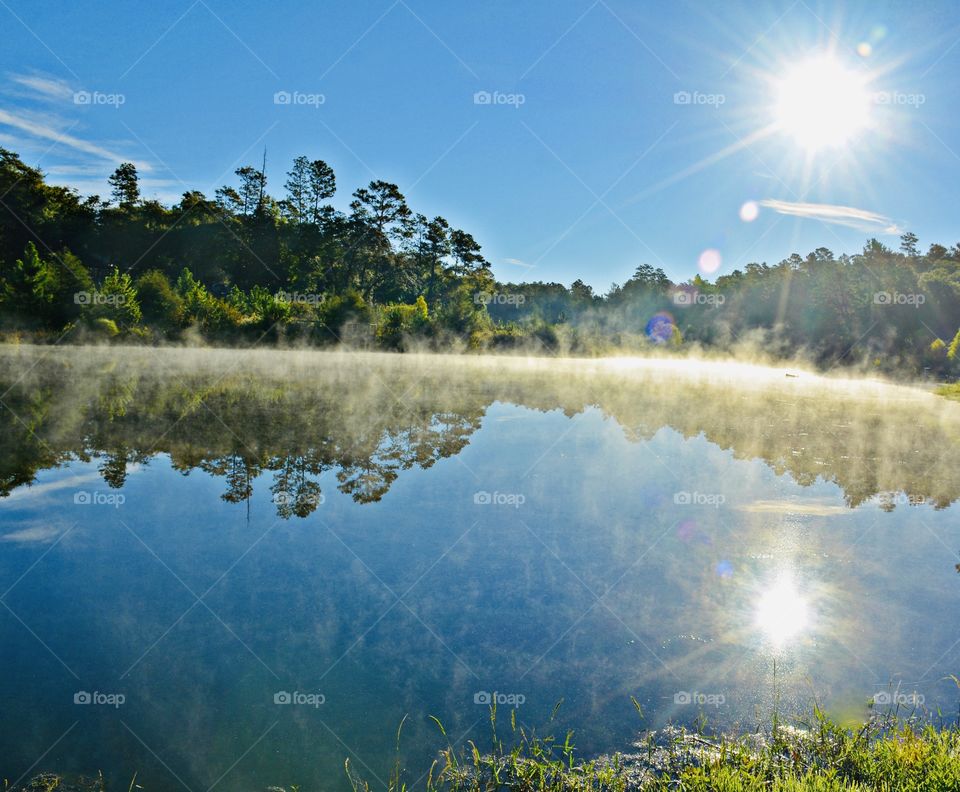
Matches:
[[2, 346, 959, 790]]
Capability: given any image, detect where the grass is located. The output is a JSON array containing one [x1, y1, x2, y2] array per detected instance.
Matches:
[[936, 382, 960, 402], [344, 704, 960, 792], [10, 707, 960, 792]]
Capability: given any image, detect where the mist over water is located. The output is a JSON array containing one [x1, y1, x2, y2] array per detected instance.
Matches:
[[1, 346, 959, 790]]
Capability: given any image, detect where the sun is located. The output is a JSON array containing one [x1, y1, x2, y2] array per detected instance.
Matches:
[[774, 55, 872, 151]]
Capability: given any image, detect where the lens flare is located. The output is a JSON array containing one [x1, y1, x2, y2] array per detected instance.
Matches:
[[739, 201, 759, 222], [645, 312, 676, 344], [698, 249, 722, 273]]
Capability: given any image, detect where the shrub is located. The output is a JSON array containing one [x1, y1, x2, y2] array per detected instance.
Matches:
[[176, 268, 243, 332], [376, 297, 430, 349], [85, 267, 141, 328], [136, 269, 184, 328], [91, 317, 119, 337], [319, 290, 371, 337]]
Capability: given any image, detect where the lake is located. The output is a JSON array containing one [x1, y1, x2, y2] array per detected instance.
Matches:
[[2, 346, 959, 790]]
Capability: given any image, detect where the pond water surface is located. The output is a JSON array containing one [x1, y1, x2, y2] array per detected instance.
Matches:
[[1, 347, 959, 790]]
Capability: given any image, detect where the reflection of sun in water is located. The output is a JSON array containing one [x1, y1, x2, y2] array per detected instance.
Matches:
[[774, 55, 872, 151], [755, 571, 810, 646]]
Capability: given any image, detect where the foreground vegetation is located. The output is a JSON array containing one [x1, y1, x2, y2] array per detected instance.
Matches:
[[11, 709, 960, 792], [344, 707, 960, 792], [2, 148, 960, 379]]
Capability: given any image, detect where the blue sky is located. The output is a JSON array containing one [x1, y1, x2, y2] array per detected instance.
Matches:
[[2, 0, 959, 290]]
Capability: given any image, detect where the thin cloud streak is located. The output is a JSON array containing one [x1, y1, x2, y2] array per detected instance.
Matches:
[[759, 199, 901, 234], [0, 108, 150, 171], [8, 73, 73, 100]]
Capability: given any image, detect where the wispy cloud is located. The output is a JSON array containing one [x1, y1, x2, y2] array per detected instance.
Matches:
[[503, 257, 535, 269], [8, 72, 73, 101], [2, 471, 99, 502], [0, 107, 150, 171], [759, 199, 900, 235], [1, 525, 64, 544]]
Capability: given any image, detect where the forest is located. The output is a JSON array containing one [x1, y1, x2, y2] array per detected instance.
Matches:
[[1, 146, 959, 378]]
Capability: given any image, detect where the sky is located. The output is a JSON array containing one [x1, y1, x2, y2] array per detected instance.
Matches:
[[1, 0, 959, 291]]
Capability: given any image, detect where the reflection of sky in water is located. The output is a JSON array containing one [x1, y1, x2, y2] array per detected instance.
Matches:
[[1, 400, 959, 791]]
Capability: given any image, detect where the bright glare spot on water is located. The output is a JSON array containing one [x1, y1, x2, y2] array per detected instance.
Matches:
[[755, 571, 810, 647]]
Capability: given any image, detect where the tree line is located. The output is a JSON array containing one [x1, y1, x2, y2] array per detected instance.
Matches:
[[1, 146, 959, 377]]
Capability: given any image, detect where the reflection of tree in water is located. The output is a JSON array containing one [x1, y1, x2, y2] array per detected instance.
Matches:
[[1, 349, 960, 518], [98, 446, 151, 488], [202, 454, 257, 504], [0, 356, 492, 516]]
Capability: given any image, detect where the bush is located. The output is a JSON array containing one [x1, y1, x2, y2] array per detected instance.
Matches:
[[136, 269, 184, 328], [176, 268, 243, 332], [91, 317, 119, 337], [245, 285, 293, 327], [0, 243, 94, 329], [376, 297, 430, 349], [319, 290, 371, 338], [85, 267, 141, 329]]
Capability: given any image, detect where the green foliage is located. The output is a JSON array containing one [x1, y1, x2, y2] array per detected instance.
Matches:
[[436, 276, 494, 337], [0, 242, 94, 328], [108, 162, 140, 208], [345, 707, 960, 792], [86, 268, 142, 328], [176, 268, 242, 331], [949, 329, 960, 360], [319, 290, 371, 336], [376, 297, 431, 349], [936, 382, 960, 402], [249, 285, 293, 326], [135, 270, 184, 328], [91, 317, 120, 337], [1, 145, 959, 377]]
